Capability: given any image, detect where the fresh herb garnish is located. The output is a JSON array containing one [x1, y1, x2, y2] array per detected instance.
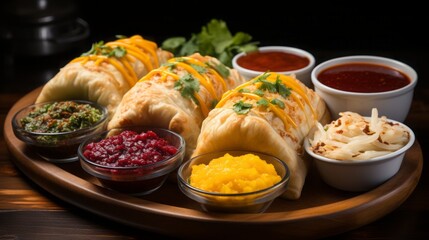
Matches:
[[275, 76, 292, 98], [174, 74, 200, 104], [253, 72, 271, 83], [253, 73, 292, 98], [253, 89, 265, 97], [191, 64, 208, 74], [233, 101, 253, 114], [256, 98, 269, 107], [270, 98, 285, 109], [161, 19, 259, 67], [162, 62, 177, 71], [206, 62, 230, 78], [259, 79, 277, 93], [81, 41, 127, 58], [249, 89, 264, 97], [238, 88, 251, 93], [81, 41, 104, 56]]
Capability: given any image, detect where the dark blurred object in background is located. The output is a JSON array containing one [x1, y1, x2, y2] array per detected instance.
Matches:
[[0, 0, 90, 92], [0, 1, 426, 93], [0, 0, 89, 57]]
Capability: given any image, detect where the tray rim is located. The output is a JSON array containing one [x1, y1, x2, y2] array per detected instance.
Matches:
[[3, 87, 423, 238]]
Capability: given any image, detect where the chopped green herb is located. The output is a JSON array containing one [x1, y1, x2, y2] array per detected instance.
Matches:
[[270, 98, 285, 109], [253, 72, 271, 83], [81, 41, 127, 58], [174, 57, 186, 62], [253, 73, 292, 99], [110, 46, 127, 58], [275, 76, 292, 98], [174, 74, 200, 104], [191, 64, 208, 74], [233, 101, 252, 114], [253, 89, 265, 97], [115, 35, 128, 39], [162, 62, 177, 71], [259, 79, 277, 93], [238, 88, 251, 93], [81, 41, 104, 56], [256, 98, 269, 107], [208, 62, 231, 78]]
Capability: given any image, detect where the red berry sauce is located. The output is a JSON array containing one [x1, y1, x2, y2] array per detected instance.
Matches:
[[83, 130, 178, 167]]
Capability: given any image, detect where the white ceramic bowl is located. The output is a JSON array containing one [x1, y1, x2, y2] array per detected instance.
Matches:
[[311, 55, 418, 122], [232, 46, 315, 86], [304, 119, 415, 192]]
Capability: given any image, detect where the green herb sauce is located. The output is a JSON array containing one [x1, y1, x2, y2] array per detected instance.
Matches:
[[20, 101, 103, 133]]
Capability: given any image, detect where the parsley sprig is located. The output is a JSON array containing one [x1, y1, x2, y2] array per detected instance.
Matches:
[[174, 74, 200, 104], [161, 19, 259, 67], [232, 73, 291, 114], [81, 41, 127, 58], [253, 74, 292, 98], [233, 101, 252, 114], [206, 61, 231, 78], [190, 64, 207, 74]]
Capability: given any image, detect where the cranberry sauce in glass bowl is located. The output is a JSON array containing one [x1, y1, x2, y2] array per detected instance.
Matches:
[[78, 126, 185, 195]]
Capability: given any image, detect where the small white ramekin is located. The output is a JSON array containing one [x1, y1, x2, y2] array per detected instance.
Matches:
[[311, 55, 418, 122], [232, 46, 315, 87]]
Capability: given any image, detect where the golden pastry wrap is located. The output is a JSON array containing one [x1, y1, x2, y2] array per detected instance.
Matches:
[[107, 53, 246, 158], [192, 72, 330, 199], [35, 35, 173, 118]]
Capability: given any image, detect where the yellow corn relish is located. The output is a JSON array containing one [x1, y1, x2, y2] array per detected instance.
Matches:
[[190, 153, 281, 194]]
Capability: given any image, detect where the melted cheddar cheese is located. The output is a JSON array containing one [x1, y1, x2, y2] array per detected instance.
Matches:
[[139, 57, 228, 117], [70, 35, 159, 88], [216, 72, 317, 130]]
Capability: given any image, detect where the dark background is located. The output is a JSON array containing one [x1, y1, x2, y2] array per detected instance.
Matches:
[[0, 1, 428, 239], [1, 0, 427, 93]]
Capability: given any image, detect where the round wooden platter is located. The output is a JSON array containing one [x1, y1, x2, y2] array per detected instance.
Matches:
[[4, 87, 423, 239]]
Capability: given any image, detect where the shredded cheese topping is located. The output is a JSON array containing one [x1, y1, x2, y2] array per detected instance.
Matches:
[[216, 72, 316, 130], [139, 56, 228, 117], [309, 108, 410, 160], [70, 35, 160, 88]]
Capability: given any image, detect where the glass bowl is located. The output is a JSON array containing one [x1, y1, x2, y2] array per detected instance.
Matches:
[[177, 151, 289, 213], [78, 127, 185, 195], [12, 100, 108, 163]]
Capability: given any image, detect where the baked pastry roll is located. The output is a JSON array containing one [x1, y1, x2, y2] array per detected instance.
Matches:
[[107, 53, 246, 158], [192, 72, 329, 199], [35, 35, 172, 118]]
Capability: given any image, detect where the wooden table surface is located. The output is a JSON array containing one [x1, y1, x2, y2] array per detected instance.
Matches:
[[1, 49, 429, 239]]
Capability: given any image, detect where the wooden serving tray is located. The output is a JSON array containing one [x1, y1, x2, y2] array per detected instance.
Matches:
[[4, 87, 423, 239]]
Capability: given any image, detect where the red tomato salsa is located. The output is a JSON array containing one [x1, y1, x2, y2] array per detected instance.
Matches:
[[83, 130, 178, 167], [237, 51, 310, 72], [317, 63, 410, 93]]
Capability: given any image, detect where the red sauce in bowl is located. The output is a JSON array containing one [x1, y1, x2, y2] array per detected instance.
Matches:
[[317, 63, 410, 93], [83, 130, 177, 167], [237, 51, 310, 72]]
